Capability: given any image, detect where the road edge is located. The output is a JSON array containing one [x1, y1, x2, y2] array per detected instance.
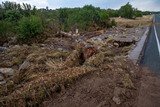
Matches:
[[128, 26, 151, 64]]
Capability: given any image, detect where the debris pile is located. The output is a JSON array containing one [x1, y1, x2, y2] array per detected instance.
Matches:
[[0, 24, 148, 107]]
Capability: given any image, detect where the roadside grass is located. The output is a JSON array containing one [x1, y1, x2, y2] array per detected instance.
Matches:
[[112, 15, 153, 27]]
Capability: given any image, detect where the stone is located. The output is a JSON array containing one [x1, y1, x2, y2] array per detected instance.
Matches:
[[113, 96, 121, 105], [19, 61, 30, 71], [0, 68, 14, 76], [113, 42, 119, 47], [112, 87, 126, 105]]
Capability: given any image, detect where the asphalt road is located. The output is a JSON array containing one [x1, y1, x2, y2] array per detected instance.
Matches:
[[141, 14, 160, 73]]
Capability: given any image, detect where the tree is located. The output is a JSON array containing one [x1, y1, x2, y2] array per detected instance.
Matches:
[[119, 2, 134, 19], [134, 9, 143, 17], [106, 9, 119, 17]]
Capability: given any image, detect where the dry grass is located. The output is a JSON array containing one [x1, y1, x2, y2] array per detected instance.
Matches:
[[84, 52, 105, 67], [0, 44, 142, 107], [0, 66, 96, 107], [112, 15, 153, 27]]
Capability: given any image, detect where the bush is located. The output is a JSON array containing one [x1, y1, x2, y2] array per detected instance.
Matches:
[[119, 2, 134, 19], [134, 9, 143, 17], [106, 9, 119, 17], [4, 10, 22, 22], [110, 19, 117, 27], [18, 15, 43, 40], [0, 20, 13, 37]]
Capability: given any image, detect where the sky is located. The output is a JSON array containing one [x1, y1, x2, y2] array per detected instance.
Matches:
[[0, 0, 160, 11]]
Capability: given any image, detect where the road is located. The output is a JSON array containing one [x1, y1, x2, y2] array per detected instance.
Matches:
[[141, 14, 160, 73]]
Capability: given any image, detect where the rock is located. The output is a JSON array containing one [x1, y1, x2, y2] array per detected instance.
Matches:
[[113, 37, 135, 47], [113, 42, 119, 47], [0, 68, 14, 76], [19, 61, 30, 71], [113, 96, 121, 105], [112, 87, 125, 105]]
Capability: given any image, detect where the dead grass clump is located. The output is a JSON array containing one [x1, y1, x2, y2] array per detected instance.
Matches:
[[84, 52, 105, 67], [47, 51, 70, 60], [25, 49, 70, 73], [65, 49, 84, 67], [46, 60, 67, 71], [121, 46, 132, 54], [122, 74, 135, 89], [0, 45, 33, 68]]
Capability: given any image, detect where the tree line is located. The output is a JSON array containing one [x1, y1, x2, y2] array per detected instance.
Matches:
[[0, 1, 148, 43]]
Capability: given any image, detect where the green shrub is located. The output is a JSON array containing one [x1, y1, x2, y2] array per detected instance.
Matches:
[[0, 20, 13, 37], [4, 10, 22, 22], [110, 19, 117, 27], [119, 2, 134, 19], [134, 10, 143, 17], [106, 9, 119, 17], [18, 15, 43, 40]]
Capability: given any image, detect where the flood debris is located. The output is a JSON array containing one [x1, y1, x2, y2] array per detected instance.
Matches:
[[0, 21, 149, 107], [113, 37, 136, 47]]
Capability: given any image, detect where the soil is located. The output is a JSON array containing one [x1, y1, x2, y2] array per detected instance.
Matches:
[[45, 68, 160, 107], [45, 65, 140, 107], [136, 70, 160, 107]]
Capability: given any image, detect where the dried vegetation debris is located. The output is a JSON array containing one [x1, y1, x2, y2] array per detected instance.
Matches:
[[0, 40, 140, 106], [0, 20, 148, 106], [46, 55, 141, 107], [0, 66, 96, 107]]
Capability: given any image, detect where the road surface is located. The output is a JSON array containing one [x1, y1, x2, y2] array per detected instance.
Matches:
[[141, 14, 160, 73]]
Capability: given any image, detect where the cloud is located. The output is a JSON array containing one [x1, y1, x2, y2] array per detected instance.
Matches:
[[1, 0, 49, 8], [0, 0, 160, 11], [130, 0, 160, 11]]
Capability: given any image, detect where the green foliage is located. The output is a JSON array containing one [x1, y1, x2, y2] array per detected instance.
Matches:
[[57, 5, 115, 31], [134, 9, 143, 17], [58, 8, 69, 31], [110, 19, 117, 27], [0, 1, 145, 44], [0, 20, 13, 37], [119, 2, 134, 19], [106, 9, 119, 17], [142, 11, 151, 15], [18, 15, 43, 39], [4, 10, 22, 22], [119, 2, 143, 19]]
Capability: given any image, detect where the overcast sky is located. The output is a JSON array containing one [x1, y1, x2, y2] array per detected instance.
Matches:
[[0, 0, 160, 11]]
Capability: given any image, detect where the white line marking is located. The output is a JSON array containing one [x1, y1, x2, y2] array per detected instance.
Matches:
[[154, 16, 160, 56]]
